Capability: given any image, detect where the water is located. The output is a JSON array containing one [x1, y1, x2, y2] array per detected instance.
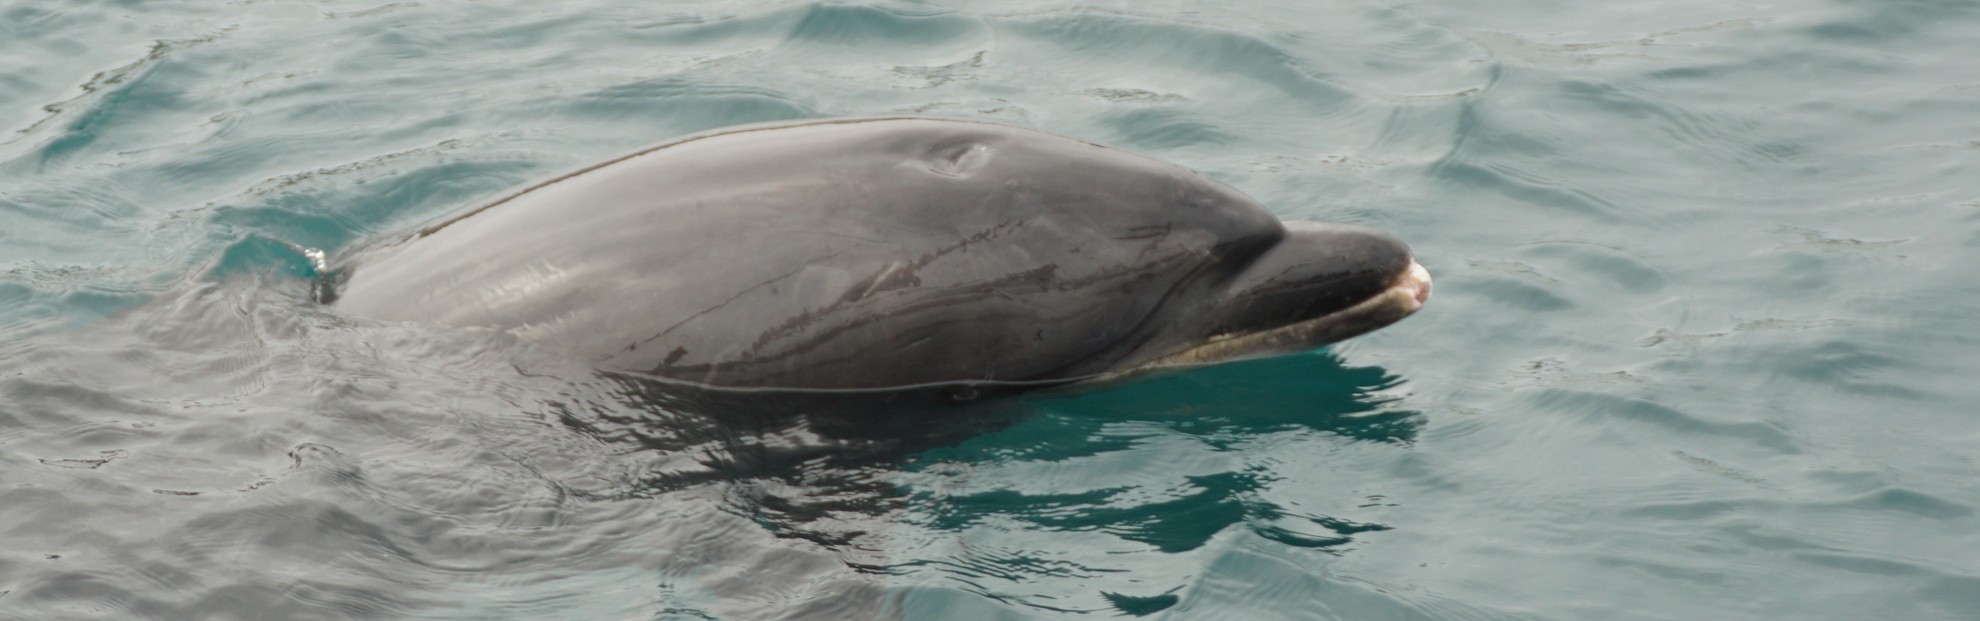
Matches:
[[4, 0, 1979, 619]]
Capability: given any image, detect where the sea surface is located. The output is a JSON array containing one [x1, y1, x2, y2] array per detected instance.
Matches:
[[4, 0, 1979, 619]]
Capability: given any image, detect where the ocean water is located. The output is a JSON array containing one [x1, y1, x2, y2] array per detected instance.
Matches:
[[4, 0, 1979, 619]]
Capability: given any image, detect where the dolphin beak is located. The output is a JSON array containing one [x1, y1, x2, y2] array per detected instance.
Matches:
[[1130, 225, 1429, 371], [1395, 259, 1432, 311]]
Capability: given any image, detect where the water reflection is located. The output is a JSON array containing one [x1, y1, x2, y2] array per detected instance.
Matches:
[[1033, 352, 1421, 444], [548, 351, 1418, 615]]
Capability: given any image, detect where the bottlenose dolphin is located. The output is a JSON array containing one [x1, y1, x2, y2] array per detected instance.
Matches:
[[327, 118, 1430, 394]]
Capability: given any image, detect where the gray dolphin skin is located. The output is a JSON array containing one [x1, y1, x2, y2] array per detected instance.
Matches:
[[328, 117, 1431, 392]]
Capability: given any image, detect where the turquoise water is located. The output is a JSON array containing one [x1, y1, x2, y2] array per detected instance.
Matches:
[[4, 0, 1979, 619]]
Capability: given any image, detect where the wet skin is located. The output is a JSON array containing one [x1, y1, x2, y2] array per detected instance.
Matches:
[[329, 118, 1430, 392]]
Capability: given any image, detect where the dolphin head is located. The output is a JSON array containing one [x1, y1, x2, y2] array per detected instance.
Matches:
[[1132, 221, 1430, 370]]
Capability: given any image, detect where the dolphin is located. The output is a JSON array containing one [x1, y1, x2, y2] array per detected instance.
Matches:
[[327, 117, 1430, 394]]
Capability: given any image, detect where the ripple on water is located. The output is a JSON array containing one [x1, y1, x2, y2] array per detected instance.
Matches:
[[8, 0, 1980, 619], [1001, 11, 1360, 114], [1528, 389, 1800, 454], [567, 77, 812, 131], [1097, 107, 1237, 150], [16, 32, 230, 171], [782, 4, 988, 48]]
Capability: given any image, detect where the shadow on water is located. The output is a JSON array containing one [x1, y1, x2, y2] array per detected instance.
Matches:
[[1032, 351, 1421, 445], [890, 352, 1416, 568], [548, 351, 1418, 575], [546, 375, 1040, 546]]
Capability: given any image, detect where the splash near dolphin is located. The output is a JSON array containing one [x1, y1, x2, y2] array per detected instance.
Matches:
[[328, 118, 1430, 394]]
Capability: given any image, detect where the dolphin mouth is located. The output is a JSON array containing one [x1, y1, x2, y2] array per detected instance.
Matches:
[[1395, 259, 1433, 308], [1139, 259, 1431, 369]]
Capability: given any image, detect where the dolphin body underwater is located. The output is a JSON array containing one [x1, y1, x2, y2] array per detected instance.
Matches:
[[324, 117, 1431, 400]]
